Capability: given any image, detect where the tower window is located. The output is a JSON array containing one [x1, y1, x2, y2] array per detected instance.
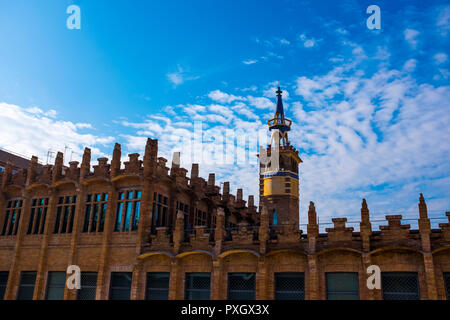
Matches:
[[272, 210, 278, 225]]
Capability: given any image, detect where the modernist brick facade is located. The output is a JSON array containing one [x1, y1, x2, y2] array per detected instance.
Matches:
[[0, 91, 449, 300]]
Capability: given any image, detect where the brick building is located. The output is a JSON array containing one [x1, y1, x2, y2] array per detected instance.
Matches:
[[0, 88, 449, 300]]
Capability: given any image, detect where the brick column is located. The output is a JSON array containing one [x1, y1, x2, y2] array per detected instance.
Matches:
[[361, 253, 379, 300], [64, 185, 86, 300], [307, 254, 319, 300], [306, 201, 319, 300], [211, 259, 222, 300], [34, 188, 58, 300], [214, 208, 225, 256], [418, 193, 438, 300], [256, 257, 267, 299], [96, 185, 116, 300], [168, 258, 180, 300], [130, 262, 143, 300], [136, 180, 152, 255], [4, 190, 31, 300], [423, 253, 438, 300]]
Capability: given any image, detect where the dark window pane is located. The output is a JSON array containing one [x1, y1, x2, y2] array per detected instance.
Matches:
[[123, 202, 132, 231], [109, 272, 132, 300], [132, 201, 140, 231], [54, 207, 62, 233], [0, 271, 9, 300], [228, 273, 255, 300], [98, 203, 107, 232], [1, 211, 9, 235], [114, 203, 123, 232], [77, 272, 97, 300], [83, 204, 91, 232], [91, 204, 99, 232], [275, 273, 305, 300], [444, 273, 450, 300], [326, 272, 359, 300], [45, 272, 65, 300], [17, 271, 36, 300], [185, 273, 210, 300], [382, 272, 420, 300], [146, 273, 170, 300], [27, 208, 35, 234]]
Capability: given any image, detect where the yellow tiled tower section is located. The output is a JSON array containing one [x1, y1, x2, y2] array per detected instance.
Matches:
[[259, 87, 302, 226]]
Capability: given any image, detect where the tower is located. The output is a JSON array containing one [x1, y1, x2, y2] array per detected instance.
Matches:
[[259, 87, 302, 226]]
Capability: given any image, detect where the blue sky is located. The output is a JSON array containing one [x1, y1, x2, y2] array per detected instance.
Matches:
[[0, 0, 449, 229]]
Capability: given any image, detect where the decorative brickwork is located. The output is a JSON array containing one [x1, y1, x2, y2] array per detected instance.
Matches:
[[0, 89, 449, 300]]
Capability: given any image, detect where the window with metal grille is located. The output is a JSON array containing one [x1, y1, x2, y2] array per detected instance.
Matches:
[[0, 271, 8, 300], [17, 271, 36, 300], [27, 198, 48, 235], [444, 273, 450, 300], [109, 272, 132, 300], [152, 193, 168, 227], [114, 190, 141, 232], [45, 271, 65, 300], [77, 272, 98, 300], [185, 273, 211, 300], [274, 273, 305, 300], [326, 272, 359, 300], [195, 209, 207, 226], [83, 193, 108, 233], [1, 199, 22, 236], [227, 273, 256, 300], [54, 196, 76, 234], [381, 272, 420, 300], [146, 272, 170, 300]]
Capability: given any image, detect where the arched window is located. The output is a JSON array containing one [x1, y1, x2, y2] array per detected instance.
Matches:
[[273, 210, 278, 225]]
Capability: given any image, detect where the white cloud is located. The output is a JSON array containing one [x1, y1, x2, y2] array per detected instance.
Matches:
[[247, 96, 275, 109], [243, 59, 258, 65], [291, 61, 450, 224], [434, 52, 448, 64], [402, 59, 417, 72], [299, 34, 317, 48], [232, 102, 260, 120], [167, 65, 199, 86], [404, 29, 419, 49], [280, 38, 290, 45], [437, 6, 450, 35], [0, 102, 114, 165], [208, 90, 244, 104]]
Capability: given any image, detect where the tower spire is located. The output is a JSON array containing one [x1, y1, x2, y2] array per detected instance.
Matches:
[[268, 86, 292, 147], [275, 86, 285, 120]]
